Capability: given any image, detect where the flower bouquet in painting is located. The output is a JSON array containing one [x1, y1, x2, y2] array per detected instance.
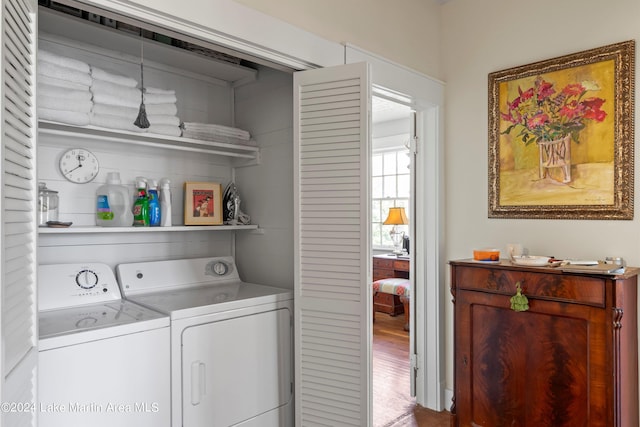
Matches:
[[500, 76, 607, 183]]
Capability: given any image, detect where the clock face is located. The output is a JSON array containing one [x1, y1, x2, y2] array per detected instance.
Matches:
[[59, 148, 99, 183]]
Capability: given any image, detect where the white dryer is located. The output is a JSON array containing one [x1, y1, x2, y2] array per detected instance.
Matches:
[[117, 256, 293, 427], [38, 263, 170, 427]]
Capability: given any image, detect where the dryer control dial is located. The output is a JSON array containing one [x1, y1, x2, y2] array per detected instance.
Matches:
[[75, 269, 99, 289], [212, 261, 229, 276]]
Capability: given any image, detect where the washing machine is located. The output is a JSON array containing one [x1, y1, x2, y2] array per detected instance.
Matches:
[[38, 263, 170, 427], [116, 256, 294, 427]]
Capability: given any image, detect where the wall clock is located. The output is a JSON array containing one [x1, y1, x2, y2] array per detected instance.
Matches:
[[59, 148, 99, 183]]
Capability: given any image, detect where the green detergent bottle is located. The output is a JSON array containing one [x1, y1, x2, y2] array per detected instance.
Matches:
[[132, 177, 150, 226]]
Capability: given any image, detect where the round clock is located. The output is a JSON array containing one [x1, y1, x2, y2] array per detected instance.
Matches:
[[59, 148, 99, 183]]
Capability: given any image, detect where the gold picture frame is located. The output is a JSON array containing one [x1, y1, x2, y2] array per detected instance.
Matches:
[[184, 182, 223, 225], [488, 40, 634, 219]]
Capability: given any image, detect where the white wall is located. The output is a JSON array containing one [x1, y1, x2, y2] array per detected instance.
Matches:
[[441, 0, 640, 394]]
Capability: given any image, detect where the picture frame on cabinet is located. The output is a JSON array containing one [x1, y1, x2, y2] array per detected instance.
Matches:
[[184, 182, 223, 225], [488, 40, 634, 220]]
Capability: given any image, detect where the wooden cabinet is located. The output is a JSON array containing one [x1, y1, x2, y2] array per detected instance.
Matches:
[[373, 254, 409, 315], [450, 260, 638, 427]]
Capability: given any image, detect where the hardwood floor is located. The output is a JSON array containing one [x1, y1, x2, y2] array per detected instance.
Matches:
[[373, 312, 450, 427]]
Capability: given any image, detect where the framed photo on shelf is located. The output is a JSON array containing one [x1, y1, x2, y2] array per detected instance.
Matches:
[[488, 40, 634, 220], [184, 182, 223, 225]]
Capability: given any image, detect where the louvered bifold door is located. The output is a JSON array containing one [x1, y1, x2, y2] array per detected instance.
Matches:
[[293, 62, 371, 426], [1, 0, 38, 425]]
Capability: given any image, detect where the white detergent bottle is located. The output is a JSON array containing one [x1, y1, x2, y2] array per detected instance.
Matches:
[[159, 178, 172, 227], [96, 172, 134, 227]]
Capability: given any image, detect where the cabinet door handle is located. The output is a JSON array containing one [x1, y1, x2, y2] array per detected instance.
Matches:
[[510, 281, 529, 312]]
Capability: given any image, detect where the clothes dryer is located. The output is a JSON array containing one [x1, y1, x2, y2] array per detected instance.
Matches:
[[117, 256, 293, 427], [38, 263, 170, 427]]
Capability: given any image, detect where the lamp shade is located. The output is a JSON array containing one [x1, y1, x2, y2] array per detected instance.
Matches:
[[383, 207, 408, 225]]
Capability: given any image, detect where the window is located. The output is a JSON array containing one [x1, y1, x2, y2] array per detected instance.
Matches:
[[372, 147, 410, 248]]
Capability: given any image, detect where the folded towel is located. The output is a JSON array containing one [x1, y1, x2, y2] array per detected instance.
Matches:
[[92, 92, 140, 109], [182, 131, 257, 147], [144, 87, 176, 96], [91, 66, 138, 88], [91, 79, 142, 104], [90, 113, 148, 133], [147, 114, 180, 127], [144, 103, 178, 116], [38, 49, 90, 74], [148, 124, 182, 137], [181, 122, 250, 140], [38, 74, 90, 91], [143, 92, 177, 105], [38, 84, 92, 101], [39, 95, 92, 113], [38, 108, 90, 126], [92, 103, 138, 119], [38, 61, 93, 87]]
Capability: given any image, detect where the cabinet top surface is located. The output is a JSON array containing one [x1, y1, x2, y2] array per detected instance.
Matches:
[[449, 258, 638, 279]]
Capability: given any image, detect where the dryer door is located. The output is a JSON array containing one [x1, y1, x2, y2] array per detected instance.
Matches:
[[182, 308, 292, 427]]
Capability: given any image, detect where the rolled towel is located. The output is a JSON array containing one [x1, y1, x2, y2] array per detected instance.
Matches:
[[147, 114, 180, 127], [148, 124, 182, 137], [90, 113, 147, 133], [38, 49, 90, 74], [92, 103, 138, 119], [143, 92, 177, 105], [38, 61, 93, 87], [144, 103, 178, 116], [92, 92, 140, 109], [38, 84, 92, 101], [38, 108, 90, 126], [91, 79, 142, 104], [39, 95, 92, 113], [38, 74, 90, 91], [91, 66, 138, 88], [145, 87, 176, 96]]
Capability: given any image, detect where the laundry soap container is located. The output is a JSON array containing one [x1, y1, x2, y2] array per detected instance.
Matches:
[[96, 172, 133, 226]]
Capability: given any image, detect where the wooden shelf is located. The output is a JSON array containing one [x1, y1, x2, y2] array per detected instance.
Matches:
[[38, 121, 260, 162], [38, 224, 259, 234]]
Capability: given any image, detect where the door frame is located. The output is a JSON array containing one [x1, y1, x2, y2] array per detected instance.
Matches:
[[345, 44, 446, 411]]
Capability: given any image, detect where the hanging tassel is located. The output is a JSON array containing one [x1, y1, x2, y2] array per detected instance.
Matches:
[[134, 34, 150, 129]]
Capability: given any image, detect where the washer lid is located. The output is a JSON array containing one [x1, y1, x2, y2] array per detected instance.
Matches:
[[39, 299, 169, 344]]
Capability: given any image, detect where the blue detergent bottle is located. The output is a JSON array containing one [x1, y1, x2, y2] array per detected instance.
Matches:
[[148, 179, 161, 227]]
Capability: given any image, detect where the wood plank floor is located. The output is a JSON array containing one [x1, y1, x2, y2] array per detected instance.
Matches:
[[373, 312, 451, 427]]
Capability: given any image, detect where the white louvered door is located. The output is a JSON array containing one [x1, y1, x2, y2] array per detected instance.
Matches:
[[293, 62, 371, 426], [1, 0, 38, 425]]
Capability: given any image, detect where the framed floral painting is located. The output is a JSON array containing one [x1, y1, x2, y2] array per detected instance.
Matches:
[[488, 40, 634, 219]]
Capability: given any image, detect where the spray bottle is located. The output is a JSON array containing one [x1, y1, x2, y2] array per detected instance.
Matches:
[[132, 177, 150, 226]]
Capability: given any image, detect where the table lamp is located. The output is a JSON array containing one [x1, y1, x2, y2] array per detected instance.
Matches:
[[383, 207, 408, 255]]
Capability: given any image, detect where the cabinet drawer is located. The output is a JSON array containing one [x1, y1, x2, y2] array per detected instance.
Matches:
[[455, 266, 605, 306], [373, 269, 394, 281], [373, 258, 394, 269], [393, 260, 409, 272]]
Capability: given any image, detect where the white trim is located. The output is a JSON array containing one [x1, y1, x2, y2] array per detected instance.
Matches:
[[72, 0, 344, 70], [345, 45, 446, 411]]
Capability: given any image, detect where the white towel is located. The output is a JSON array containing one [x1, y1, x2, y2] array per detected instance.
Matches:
[[38, 61, 93, 87], [143, 92, 177, 105], [182, 131, 257, 147], [38, 49, 90, 74], [38, 108, 90, 126], [38, 84, 92, 102], [144, 103, 178, 116], [38, 74, 90, 91], [145, 87, 176, 96], [92, 92, 140, 109], [90, 113, 148, 133], [92, 103, 138, 119], [181, 122, 250, 140], [148, 124, 182, 137], [147, 114, 180, 127], [91, 66, 138, 88], [39, 95, 92, 113], [91, 79, 142, 104]]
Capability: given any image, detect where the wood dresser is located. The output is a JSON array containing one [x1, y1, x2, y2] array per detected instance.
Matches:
[[373, 254, 409, 315], [450, 259, 638, 427]]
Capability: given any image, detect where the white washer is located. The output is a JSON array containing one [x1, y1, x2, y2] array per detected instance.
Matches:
[[38, 263, 170, 427], [116, 256, 293, 427]]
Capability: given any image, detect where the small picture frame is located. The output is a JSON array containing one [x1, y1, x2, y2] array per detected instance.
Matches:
[[184, 182, 223, 225]]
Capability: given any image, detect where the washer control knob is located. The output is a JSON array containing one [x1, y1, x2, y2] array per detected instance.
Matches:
[[76, 269, 99, 289], [212, 262, 229, 276]]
